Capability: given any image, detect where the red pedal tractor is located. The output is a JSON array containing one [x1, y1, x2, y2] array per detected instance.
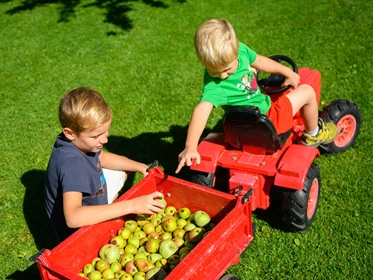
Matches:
[[190, 55, 362, 232]]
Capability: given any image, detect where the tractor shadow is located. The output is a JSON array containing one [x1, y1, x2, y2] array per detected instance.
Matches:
[[3, 0, 186, 33]]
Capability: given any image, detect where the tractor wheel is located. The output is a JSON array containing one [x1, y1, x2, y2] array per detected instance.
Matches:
[[319, 100, 362, 155], [192, 171, 214, 188], [281, 163, 320, 232], [192, 168, 229, 191], [220, 274, 240, 280]]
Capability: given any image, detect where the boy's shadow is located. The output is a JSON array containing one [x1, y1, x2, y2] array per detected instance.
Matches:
[[7, 170, 58, 279]]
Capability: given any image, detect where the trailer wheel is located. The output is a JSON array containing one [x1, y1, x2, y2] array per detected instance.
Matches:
[[282, 163, 320, 232], [319, 100, 362, 155], [220, 274, 240, 280], [192, 171, 214, 188]]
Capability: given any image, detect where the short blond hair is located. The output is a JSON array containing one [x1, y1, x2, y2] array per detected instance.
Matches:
[[194, 19, 239, 72], [59, 88, 112, 135]]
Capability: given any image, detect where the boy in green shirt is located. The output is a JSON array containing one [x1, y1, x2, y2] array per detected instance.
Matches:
[[176, 19, 337, 174]]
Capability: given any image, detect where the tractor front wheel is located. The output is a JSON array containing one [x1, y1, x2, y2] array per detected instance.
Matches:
[[319, 100, 362, 155], [281, 163, 320, 232]]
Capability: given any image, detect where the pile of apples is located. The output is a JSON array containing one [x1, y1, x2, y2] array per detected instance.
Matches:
[[79, 198, 214, 280]]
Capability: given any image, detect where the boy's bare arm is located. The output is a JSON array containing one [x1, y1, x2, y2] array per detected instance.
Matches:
[[63, 191, 164, 228], [99, 151, 148, 176], [252, 55, 300, 88], [176, 102, 213, 173]]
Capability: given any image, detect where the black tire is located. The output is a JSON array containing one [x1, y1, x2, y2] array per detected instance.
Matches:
[[282, 163, 320, 232], [319, 100, 362, 155], [220, 274, 240, 280], [192, 168, 230, 192], [192, 171, 214, 188]]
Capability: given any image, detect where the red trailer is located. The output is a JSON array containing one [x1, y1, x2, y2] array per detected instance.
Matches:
[[36, 167, 254, 280]]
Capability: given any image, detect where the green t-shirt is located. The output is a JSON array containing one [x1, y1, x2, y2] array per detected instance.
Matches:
[[200, 42, 271, 114]]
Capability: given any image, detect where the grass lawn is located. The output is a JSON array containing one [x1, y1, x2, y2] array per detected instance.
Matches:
[[1, 0, 372, 279]]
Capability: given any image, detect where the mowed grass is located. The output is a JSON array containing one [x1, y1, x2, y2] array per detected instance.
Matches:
[[0, 0, 372, 279]]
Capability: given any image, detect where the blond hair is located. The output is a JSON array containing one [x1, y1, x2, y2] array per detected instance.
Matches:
[[59, 88, 112, 135], [194, 19, 239, 72]]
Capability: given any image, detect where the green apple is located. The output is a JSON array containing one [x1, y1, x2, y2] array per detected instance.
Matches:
[[193, 210, 211, 227], [178, 207, 191, 219]]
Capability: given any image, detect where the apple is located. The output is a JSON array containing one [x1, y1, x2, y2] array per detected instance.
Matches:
[[155, 259, 167, 268], [125, 220, 138, 232], [194, 210, 211, 227], [134, 252, 148, 260], [160, 231, 172, 241], [95, 259, 110, 272], [119, 228, 133, 240], [88, 270, 101, 280], [173, 236, 184, 248], [128, 236, 140, 249], [133, 230, 146, 240], [164, 206, 177, 216], [183, 223, 196, 232], [189, 227, 204, 243], [101, 268, 115, 279], [114, 270, 126, 279], [124, 244, 138, 255], [111, 261, 123, 273], [134, 258, 149, 272], [83, 263, 95, 276], [146, 267, 167, 280], [159, 240, 178, 259], [176, 218, 188, 229], [179, 247, 191, 256], [168, 255, 180, 266], [120, 252, 134, 266], [178, 207, 191, 219], [147, 253, 163, 264], [111, 235, 126, 249], [145, 238, 160, 253], [91, 257, 101, 266], [133, 271, 146, 280], [172, 228, 185, 239], [119, 272, 133, 280], [156, 197, 167, 208], [147, 232, 160, 240], [142, 222, 155, 235], [162, 219, 177, 232], [125, 261, 138, 276], [150, 216, 162, 226]]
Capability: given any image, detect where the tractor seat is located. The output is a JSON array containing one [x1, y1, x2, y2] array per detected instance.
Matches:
[[223, 106, 291, 154]]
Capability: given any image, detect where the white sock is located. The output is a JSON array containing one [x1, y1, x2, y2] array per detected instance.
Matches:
[[305, 127, 319, 137]]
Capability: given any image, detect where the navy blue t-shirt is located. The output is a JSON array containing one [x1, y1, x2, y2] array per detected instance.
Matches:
[[45, 133, 108, 242]]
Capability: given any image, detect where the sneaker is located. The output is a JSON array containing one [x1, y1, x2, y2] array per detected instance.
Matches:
[[301, 119, 338, 147]]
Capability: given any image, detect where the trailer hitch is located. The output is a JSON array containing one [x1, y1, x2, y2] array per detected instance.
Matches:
[[241, 188, 254, 204]]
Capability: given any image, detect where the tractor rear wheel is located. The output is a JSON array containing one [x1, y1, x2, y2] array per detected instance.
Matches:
[[192, 168, 229, 192], [319, 100, 362, 155], [192, 171, 214, 188], [282, 163, 320, 232]]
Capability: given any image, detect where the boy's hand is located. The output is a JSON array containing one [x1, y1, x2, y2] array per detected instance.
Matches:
[[284, 72, 300, 89], [129, 191, 165, 214], [175, 148, 200, 174]]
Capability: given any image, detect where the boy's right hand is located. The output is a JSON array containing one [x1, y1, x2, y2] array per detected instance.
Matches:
[[130, 191, 165, 214], [175, 148, 200, 174]]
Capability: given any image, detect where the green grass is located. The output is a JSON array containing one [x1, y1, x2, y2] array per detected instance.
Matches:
[[1, 0, 372, 279]]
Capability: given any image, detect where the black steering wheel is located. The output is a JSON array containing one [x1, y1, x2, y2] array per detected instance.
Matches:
[[256, 55, 298, 94]]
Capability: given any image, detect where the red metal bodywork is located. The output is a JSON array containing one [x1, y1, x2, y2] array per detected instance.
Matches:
[[191, 68, 321, 211]]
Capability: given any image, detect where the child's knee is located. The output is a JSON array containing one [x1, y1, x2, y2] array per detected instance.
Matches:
[[299, 84, 316, 97]]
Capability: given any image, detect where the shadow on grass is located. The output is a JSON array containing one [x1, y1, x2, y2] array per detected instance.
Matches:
[[3, 0, 186, 33], [5, 170, 58, 279]]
